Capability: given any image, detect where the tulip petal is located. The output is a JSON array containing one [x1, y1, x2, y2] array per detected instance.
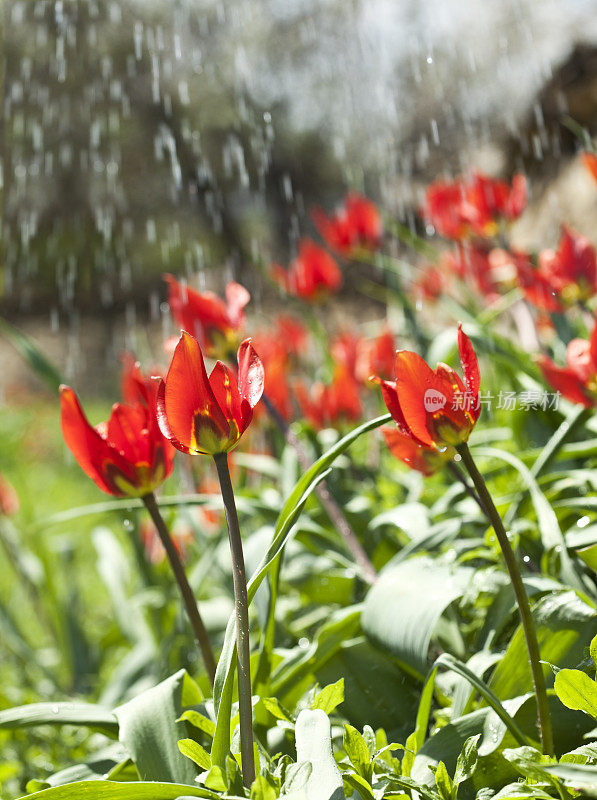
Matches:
[[107, 403, 150, 465], [162, 332, 230, 453], [60, 386, 135, 495], [457, 324, 480, 405], [225, 281, 250, 326], [156, 379, 191, 454], [538, 357, 592, 407], [394, 351, 445, 446], [590, 321, 597, 369], [237, 339, 265, 409]]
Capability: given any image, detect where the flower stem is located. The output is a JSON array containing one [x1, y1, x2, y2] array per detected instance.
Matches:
[[142, 493, 216, 687], [261, 392, 378, 584], [213, 452, 255, 788], [456, 443, 554, 756]]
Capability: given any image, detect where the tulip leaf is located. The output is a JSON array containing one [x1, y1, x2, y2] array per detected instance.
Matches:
[[12, 781, 221, 799], [554, 668, 597, 718], [311, 678, 344, 715], [114, 669, 201, 785], [0, 702, 118, 737], [211, 413, 391, 773], [0, 316, 63, 394], [362, 556, 473, 675]]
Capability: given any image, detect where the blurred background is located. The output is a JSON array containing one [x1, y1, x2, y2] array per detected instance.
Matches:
[[2, 0, 597, 393]]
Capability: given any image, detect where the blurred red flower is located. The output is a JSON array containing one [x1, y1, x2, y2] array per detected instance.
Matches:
[[372, 324, 480, 449], [157, 333, 264, 455], [164, 274, 250, 357], [271, 239, 342, 300], [60, 386, 174, 497], [443, 244, 500, 301], [312, 192, 382, 257], [539, 321, 597, 407], [141, 519, 194, 564], [538, 226, 597, 306], [412, 265, 447, 303], [252, 316, 308, 421], [0, 473, 19, 516], [422, 171, 526, 240], [121, 354, 162, 407], [296, 364, 362, 429]]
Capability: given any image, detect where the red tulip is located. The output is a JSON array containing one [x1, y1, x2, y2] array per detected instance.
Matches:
[[0, 473, 19, 516], [443, 244, 500, 300], [538, 226, 597, 306], [271, 239, 342, 300], [156, 333, 264, 455], [538, 321, 597, 407], [422, 172, 526, 240], [296, 365, 362, 429], [251, 316, 307, 421], [164, 274, 250, 357], [312, 192, 382, 257], [60, 387, 174, 497], [382, 427, 450, 476], [373, 324, 480, 449], [582, 152, 597, 183], [362, 327, 396, 382], [121, 354, 161, 407], [412, 265, 447, 303]]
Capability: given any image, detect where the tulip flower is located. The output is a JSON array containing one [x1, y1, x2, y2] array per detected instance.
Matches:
[[362, 327, 396, 382], [538, 226, 597, 306], [164, 274, 250, 357], [0, 473, 19, 516], [121, 353, 162, 407], [582, 152, 597, 183], [271, 238, 342, 300], [413, 265, 447, 304], [422, 171, 526, 240], [60, 386, 174, 497], [373, 324, 480, 449], [382, 427, 451, 476], [312, 192, 382, 257], [156, 333, 263, 455], [443, 244, 500, 301], [296, 364, 362, 429], [538, 321, 597, 407], [156, 331, 262, 786]]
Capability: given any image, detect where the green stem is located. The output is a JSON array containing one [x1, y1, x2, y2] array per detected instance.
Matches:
[[142, 493, 216, 687], [213, 453, 255, 788], [456, 443, 554, 756]]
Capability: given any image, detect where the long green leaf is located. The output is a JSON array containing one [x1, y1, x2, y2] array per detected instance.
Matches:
[[433, 654, 529, 747], [0, 316, 63, 393], [0, 702, 118, 737], [211, 413, 391, 771], [16, 781, 223, 799]]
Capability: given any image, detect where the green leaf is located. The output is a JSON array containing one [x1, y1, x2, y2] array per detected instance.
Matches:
[[544, 762, 597, 795], [114, 669, 199, 785], [311, 678, 344, 715], [178, 739, 211, 770], [591, 634, 597, 671], [0, 702, 118, 737], [402, 665, 438, 777], [0, 316, 63, 394], [433, 654, 529, 747], [342, 772, 375, 800], [343, 724, 371, 780], [250, 774, 278, 800], [554, 668, 597, 718], [453, 734, 480, 787], [362, 557, 472, 675], [262, 697, 293, 722], [432, 761, 453, 800], [211, 414, 390, 771], [489, 590, 597, 701], [13, 781, 221, 799], [177, 710, 216, 738]]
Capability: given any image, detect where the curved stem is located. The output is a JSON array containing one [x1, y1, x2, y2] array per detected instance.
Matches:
[[261, 392, 378, 584], [213, 453, 255, 788], [142, 493, 216, 687], [456, 444, 554, 756]]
